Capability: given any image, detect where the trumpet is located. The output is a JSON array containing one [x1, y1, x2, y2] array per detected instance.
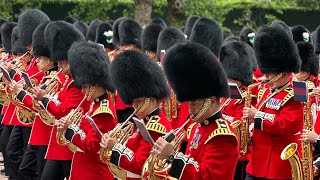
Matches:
[[56, 96, 87, 152], [99, 109, 136, 180], [142, 116, 193, 180]]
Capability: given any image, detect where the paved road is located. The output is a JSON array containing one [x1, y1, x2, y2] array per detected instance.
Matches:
[[0, 153, 7, 180]]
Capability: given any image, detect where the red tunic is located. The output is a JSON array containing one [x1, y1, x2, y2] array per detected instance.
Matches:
[[16, 70, 66, 145], [168, 111, 239, 180], [246, 82, 303, 179], [5, 58, 44, 127], [110, 109, 172, 179], [43, 77, 90, 160], [66, 93, 117, 180]]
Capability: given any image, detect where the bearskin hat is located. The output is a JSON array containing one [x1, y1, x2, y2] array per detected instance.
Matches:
[[224, 36, 239, 44], [297, 42, 319, 76], [291, 25, 311, 43], [270, 21, 293, 39], [32, 22, 50, 58], [18, 9, 50, 47], [254, 27, 301, 74], [68, 41, 115, 92], [112, 17, 129, 47], [157, 28, 186, 61], [64, 16, 77, 24], [11, 26, 27, 55], [44, 21, 85, 61], [73, 21, 88, 36], [314, 26, 320, 54], [1, 22, 17, 53], [224, 30, 234, 40], [0, 19, 9, 45], [239, 27, 256, 47], [95, 22, 114, 50], [111, 50, 170, 104], [189, 17, 223, 57], [142, 23, 164, 52], [86, 19, 102, 42], [163, 42, 229, 102], [150, 18, 167, 28], [220, 41, 255, 86], [184, 15, 200, 40], [118, 19, 142, 47]]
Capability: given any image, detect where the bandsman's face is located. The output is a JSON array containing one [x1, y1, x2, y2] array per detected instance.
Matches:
[[58, 60, 70, 75], [36, 56, 49, 71], [188, 98, 205, 117]]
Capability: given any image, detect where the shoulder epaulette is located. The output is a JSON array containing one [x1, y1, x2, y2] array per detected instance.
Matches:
[[187, 122, 197, 139], [146, 115, 168, 135], [91, 99, 114, 118], [258, 88, 267, 102], [281, 88, 294, 106], [205, 119, 236, 144], [235, 90, 247, 104]]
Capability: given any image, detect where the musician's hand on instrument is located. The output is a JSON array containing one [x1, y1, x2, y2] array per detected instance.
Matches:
[[57, 118, 71, 130], [4, 62, 14, 72], [313, 87, 320, 94], [9, 81, 23, 95], [100, 133, 117, 150], [314, 165, 319, 176], [242, 106, 257, 119], [300, 129, 318, 143], [34, 86, 47, 100], [150, 137, 175, 160]]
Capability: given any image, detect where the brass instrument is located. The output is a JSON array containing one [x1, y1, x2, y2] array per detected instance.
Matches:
[[142, 116, 192, 180], [281, 91, 320, 180], [99, 110, 136, 180], [231, 81, 265, 158], [56, 96, 87, 152], [36, 70, 62, 126]]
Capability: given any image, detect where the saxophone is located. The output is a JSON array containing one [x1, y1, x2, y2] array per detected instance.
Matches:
[[281, 91, 320, 180], [56, 96, 87, 152], [231, 81, 264, 158]]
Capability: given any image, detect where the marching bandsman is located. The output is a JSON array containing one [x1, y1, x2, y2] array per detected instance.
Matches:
[[219, 41, 255, 180], [57, 41, 117, 180], [110, 18, 142, 123], [0, 21, 17, 178], [152, 42, 239, 180], [73, 21, 88, 37], [10, 21, 66, 179], [157, 27, 186, 62], [291, 25, 312, 44], [184, 15, 200, 40], [4, 9, 49, 179], [141, 23, 164, 61], [242, 26, 303, 179], [86, 19, 102, 42], [95, 22, 115, 53], [239, 27, 256, 48], [100, 50, 172, 179], [34, 21, 88, 180], [189, 17, 223, 57], [0, 19, 8, 51]]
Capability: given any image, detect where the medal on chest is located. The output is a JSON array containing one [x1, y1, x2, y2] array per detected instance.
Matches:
[[265, 97, 282, 110], [191, 127, 202, 150]]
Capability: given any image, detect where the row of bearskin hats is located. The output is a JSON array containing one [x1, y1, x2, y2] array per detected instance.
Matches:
[[1, 9, 320, 103]]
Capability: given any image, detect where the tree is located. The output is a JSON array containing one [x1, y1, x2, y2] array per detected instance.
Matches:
[[134, 0, 153, 26]]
